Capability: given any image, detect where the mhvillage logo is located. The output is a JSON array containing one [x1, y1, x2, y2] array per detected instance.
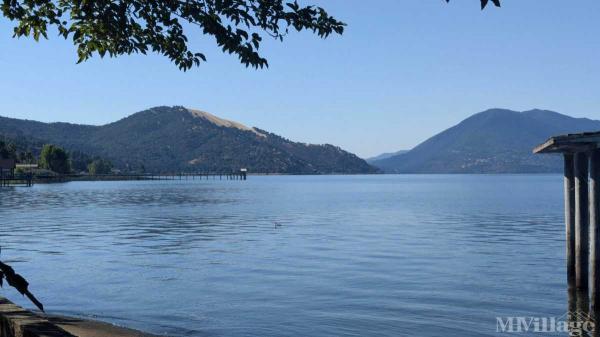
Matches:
[[496, 311, 595, 335]]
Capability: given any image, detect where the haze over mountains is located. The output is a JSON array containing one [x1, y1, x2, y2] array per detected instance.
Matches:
[[371, 108, 600, 173], [0, 106, 376, 174]]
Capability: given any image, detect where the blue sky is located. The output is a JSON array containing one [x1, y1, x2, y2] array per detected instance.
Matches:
[[1, 1, 599, 158]]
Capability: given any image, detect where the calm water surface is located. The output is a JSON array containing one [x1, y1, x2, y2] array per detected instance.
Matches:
[[0, 175, 566, 336]]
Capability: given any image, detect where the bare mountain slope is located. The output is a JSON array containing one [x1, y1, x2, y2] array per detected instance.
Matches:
[[0, 106, 376, 174]]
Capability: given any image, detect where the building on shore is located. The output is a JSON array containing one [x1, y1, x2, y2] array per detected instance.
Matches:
[[0, 159, 16, 179]]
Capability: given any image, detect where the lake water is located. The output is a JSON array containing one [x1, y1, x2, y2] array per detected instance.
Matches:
[[0, 175, 568, 336]]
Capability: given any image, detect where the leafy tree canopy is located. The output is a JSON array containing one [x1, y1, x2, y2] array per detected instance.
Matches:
[[0, 259, 44, 312], [88, 158, 113, 175], [447, 0, 501, 10], [16, 151, 34, 163], [39, 144, 71, 174], [1, 0, 346, 70], [0, 140, 17, 160]]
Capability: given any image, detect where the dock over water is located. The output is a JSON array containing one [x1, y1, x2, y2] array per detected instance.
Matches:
[[535, 131, 600, 318], [1, 171, 248, 187]]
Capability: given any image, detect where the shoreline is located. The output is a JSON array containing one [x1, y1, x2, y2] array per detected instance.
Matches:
[[44, 314, 159, 337], [0, 297, 157, 337]]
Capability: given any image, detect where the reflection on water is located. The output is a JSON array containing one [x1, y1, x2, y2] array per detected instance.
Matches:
[[567, 288, 592, 337], [0, 175, 569, 336]]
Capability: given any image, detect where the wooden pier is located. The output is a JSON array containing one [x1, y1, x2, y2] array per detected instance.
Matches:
[[143, 171, 247, 181], [0, 158, 33, 187], [1, 170, 248, 187], [535, 131, 600, 315], [0, 176, 33, 187]]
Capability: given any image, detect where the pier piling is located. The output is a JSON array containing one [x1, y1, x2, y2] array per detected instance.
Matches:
[[591, 151, 600, 311], [575, 152, 590, 290], [565, 153, 576, 287]]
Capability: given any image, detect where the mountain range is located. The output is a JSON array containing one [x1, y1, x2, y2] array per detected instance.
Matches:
[[3, 107, 599, 174], [0, 106, 376, 174], [371, 108, 600, 173]]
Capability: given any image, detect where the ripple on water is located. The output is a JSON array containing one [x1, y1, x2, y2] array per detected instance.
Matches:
[[0, 175, 566, 336]]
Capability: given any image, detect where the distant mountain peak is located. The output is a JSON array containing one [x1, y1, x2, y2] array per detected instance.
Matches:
[[371, 108, 600, 173], [468, 108, 520, 119], [186, 107, 266, 137], [522, 108, 554, 114]]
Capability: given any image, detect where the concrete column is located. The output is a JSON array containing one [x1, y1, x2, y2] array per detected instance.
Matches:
[[565, 153, 576, 288], [591, 151, 600, 311], [575, 152, 590, 290]]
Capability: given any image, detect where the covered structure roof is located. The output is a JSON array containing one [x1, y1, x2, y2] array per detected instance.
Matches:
[[0, 159, 16, 169], [534, 131, 600, 154]]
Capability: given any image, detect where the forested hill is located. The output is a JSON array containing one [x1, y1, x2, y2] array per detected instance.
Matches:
[[0, 106, 376, 174], [371, 109, 600, 173]]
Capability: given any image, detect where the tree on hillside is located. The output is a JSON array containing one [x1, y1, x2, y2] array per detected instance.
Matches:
[[17, 151, 34, 164], [1, 1, 497, 71], [88, 159, 113, 175], [0, 140, 17, 159], [39, 144, 71, 174]]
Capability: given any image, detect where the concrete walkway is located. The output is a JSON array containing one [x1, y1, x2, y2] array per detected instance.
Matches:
[[45, 315, 157, 337]]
